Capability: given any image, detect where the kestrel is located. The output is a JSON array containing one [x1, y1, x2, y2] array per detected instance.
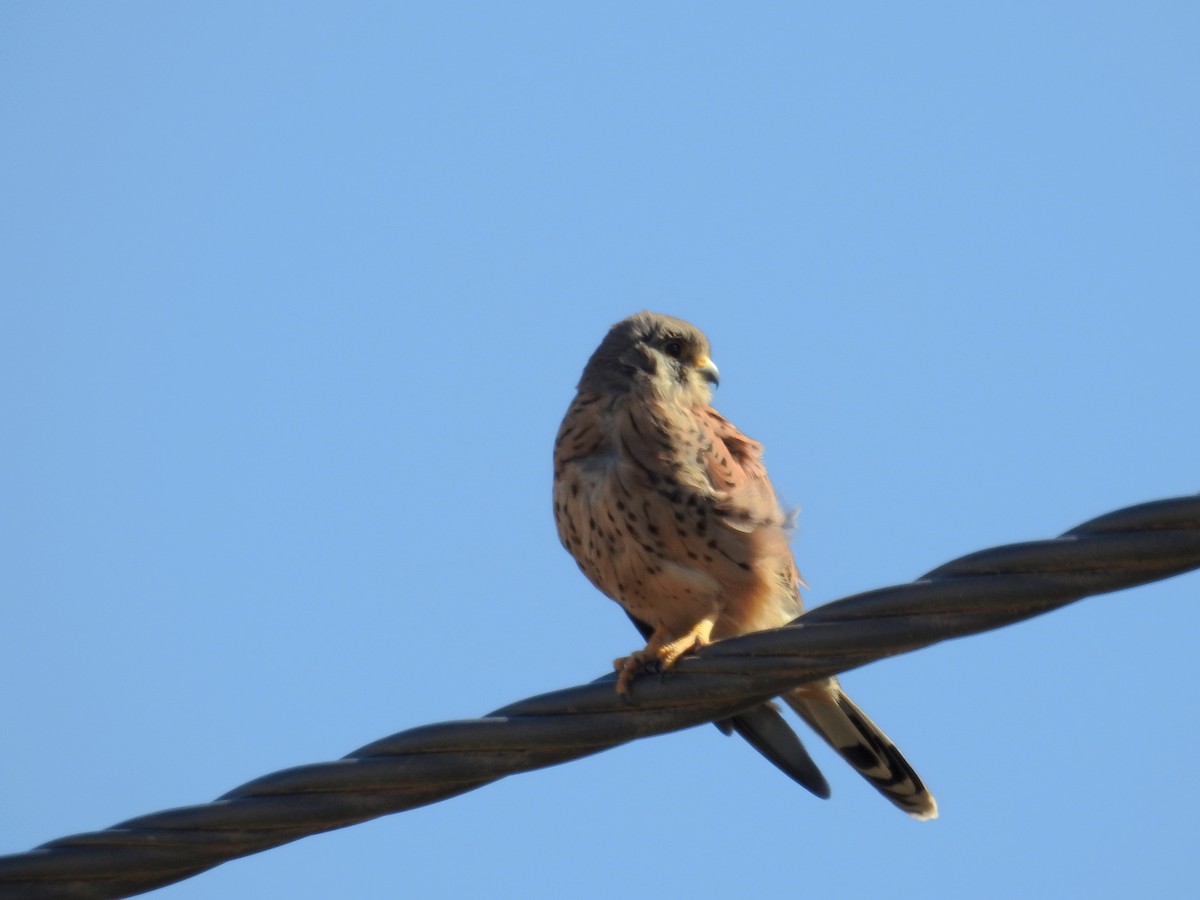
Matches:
[[553, 311, 936, 820]]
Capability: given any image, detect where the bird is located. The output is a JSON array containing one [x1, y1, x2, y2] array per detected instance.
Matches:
[[552, 311, 936, 820]]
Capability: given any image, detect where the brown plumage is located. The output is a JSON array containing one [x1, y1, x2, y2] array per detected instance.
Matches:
[[553, 311, 936, 820]]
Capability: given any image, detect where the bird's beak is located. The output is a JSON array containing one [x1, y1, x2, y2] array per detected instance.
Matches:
[[695, 356, 721, 388]]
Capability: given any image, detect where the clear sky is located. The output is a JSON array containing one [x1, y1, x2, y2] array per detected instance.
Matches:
[[3, 4, 1198, 898]]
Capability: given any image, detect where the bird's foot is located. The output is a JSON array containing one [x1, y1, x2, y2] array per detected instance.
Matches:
[[613, 619, 715, 695]]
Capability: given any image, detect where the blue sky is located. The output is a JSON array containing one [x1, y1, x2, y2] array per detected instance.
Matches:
[[3, 4, 1198, 898]]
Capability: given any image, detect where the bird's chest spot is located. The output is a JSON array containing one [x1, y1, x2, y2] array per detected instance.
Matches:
[[557, 467, 726, 629]]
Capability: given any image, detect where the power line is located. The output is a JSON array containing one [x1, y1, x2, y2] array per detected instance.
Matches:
[[2, 494, 1197, 899]]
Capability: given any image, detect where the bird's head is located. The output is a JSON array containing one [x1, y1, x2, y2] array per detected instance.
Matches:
[[578, 311, 720, 404]]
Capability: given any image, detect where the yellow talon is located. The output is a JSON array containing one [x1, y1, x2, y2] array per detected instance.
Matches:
[[612, 618, 716, 694]]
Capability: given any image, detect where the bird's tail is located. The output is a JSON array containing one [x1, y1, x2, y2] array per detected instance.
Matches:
[[784, 679, 937, 821]]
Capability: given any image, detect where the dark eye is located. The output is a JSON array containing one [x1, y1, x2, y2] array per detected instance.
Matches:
[[663, 339, 683, 358]]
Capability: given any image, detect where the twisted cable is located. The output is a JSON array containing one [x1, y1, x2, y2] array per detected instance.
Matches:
[[3, 494, 1198, 899]]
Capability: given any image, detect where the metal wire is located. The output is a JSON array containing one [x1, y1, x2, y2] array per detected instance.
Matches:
[[3, 494, 1198, 899]]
